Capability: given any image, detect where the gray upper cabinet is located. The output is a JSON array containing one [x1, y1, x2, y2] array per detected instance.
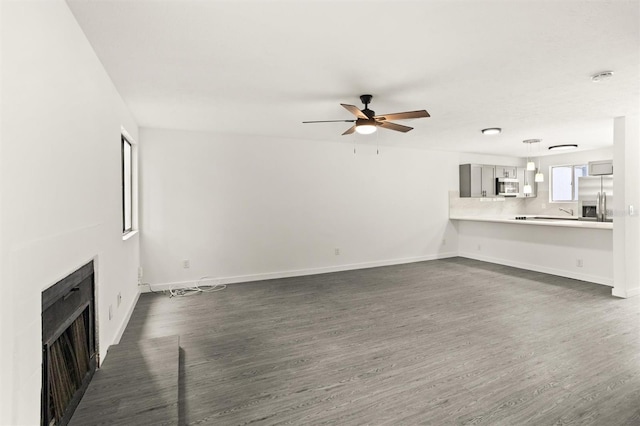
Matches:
[[459, 164, 496, 197], [495, 165, 517, 178], [481, 165, 496, 197], [588, 160, 613, 176], [460, 164, 535, 198]]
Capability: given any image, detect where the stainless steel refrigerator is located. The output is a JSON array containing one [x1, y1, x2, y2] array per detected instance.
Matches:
[[578, 176, 613, 222]]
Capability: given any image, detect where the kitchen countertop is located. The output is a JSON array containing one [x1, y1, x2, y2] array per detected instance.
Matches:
[[450, 215, 613, 230]]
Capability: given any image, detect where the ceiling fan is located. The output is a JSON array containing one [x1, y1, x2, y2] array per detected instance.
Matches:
[[303, 94, 430, 135]]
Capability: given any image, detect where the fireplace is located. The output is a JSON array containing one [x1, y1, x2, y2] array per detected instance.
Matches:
[[41, 261, 96, 426]]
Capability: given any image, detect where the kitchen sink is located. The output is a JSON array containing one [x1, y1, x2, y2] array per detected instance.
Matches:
[[532, 216, 579, 221]]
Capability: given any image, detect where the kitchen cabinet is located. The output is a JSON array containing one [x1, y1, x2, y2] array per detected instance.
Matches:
[[459, 164, 495, 197], [481, 165, 496, 197], [588, 160, 613, 176], [495, 166, 517, 178]]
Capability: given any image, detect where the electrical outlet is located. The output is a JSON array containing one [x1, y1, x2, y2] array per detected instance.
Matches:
[[477, 244, 482, 251], [108, 305, 113, 320], [576, 259, 583, 268], [442, 239, 446, 246], [182, 259, 190, 269], [334, 248, 340, 256], [138, 266, 144, 279], [117, 292, 122, 307], [541, 203, 547, 209]]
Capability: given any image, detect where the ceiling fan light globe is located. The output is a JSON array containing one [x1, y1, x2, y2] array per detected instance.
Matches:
[[355, 124, 377, 135]]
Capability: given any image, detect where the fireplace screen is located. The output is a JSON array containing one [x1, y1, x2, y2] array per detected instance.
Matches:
[[47, 310, 91, 424], [42, 262, 96, 426]]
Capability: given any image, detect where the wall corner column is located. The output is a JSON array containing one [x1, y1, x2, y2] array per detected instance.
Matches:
[[612, 115, 640, 298]]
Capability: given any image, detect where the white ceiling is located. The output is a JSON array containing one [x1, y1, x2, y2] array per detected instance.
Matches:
[[66, 0, 639, 157]]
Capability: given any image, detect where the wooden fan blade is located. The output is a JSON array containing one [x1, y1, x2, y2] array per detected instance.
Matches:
[[302, 120, 356, 123], [378, 121, 413, 133], [342, 125, 356, 135], [341, 104, 368, 119], [374, 110, 430, 121]]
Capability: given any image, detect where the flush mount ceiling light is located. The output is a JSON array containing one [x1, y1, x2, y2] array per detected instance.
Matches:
[[481, 128, 502, 135], [548, 144, 578, 151], [591, 71, 614, 83]]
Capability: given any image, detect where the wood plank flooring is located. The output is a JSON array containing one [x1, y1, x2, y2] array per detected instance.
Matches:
[[118, 257, 640, 425], [70, 335, 180, 426]]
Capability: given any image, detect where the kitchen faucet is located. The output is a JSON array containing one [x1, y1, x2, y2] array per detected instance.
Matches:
[[559, 208, 574, 216]]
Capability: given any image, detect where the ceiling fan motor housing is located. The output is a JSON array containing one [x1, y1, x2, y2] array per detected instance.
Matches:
[[360, 94, 375, 117], [360, 94, 373, 105], [356, 118, 378, 130]]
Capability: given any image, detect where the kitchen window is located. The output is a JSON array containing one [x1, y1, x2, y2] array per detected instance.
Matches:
[[550, 164, 587, 202]]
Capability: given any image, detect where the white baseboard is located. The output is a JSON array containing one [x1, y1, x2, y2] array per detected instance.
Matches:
[[612, 286, 640, 298], [113, 289, 141, 344], [458, 251, 613, 287], [141, 251, 459, 292]]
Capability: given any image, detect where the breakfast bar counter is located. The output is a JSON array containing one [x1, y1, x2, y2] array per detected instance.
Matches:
[[449, 215, 613, 230]]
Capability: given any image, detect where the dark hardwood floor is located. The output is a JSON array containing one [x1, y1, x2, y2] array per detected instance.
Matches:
[[70, 335, 179, 425], [118, 257, 640, 425]]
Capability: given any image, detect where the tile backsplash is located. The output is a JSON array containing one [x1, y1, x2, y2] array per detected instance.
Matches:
[[449, 190, 579, 218]]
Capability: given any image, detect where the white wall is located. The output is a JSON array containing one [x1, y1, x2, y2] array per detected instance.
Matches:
[[457, 221, 613, 285], [458, 152, 525, 167], [0, 1, 139, 424], [139, 128, 459, 288]]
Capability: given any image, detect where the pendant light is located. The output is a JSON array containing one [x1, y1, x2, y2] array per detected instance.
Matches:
[[523, 139, 543, 188], [525, 141, 535, 170], [534, 140, 544, 182], [535, 162, 544, 183]]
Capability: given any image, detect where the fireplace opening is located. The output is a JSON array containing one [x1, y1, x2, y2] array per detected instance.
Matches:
[[41, 261, 96, 426]]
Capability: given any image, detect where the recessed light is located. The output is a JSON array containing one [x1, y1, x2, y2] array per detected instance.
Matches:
[[591, 71, 614, 82], [481, 128, 501, 135], [548, 144, 578, 151]]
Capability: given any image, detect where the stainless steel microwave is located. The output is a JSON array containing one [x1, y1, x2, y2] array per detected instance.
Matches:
[[496, 177, 519, 197]]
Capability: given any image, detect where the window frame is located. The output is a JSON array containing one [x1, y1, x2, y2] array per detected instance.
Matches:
[[549, 163, 587, 202], [121, 134, 133, 235]]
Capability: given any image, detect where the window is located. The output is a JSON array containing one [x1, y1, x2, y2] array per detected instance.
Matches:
[[122, 134, 133, 234], [550, 164, 587, 202]]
